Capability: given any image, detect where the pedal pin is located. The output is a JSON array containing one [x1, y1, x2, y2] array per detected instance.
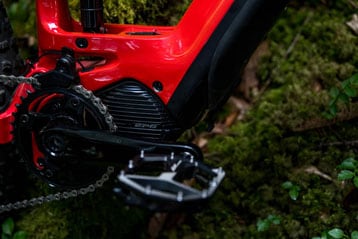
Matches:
[[210, 180, 217, 188], [145, 185, 151, 195], [202, 190, 208, 198], [128, 160, 134, 169], [177, 191, 183, 202], [170, 152, 174, 160], [140, 150, 144, 159]]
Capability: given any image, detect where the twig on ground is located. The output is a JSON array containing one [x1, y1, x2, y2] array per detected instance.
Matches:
[[347, 0, 358, 9], [319, 140, 358, 147], [304, 166, 333, 181]]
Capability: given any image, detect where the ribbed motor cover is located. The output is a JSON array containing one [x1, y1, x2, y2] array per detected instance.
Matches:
[[97, 81, 183, 141]]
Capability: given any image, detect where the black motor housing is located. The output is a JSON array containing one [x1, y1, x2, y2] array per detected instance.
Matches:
[[97, 80, 183, 141]]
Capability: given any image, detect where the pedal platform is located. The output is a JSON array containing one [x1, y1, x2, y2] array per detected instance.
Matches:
[[114, 151, 225, 211]]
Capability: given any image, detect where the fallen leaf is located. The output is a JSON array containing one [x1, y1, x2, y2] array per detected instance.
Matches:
[[347, 14, 358, 35]]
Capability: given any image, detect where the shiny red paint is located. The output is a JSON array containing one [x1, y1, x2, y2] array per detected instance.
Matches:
[[0, 84, 32, 143], [28, 93, 62, 170], [0, 0, 234, 144], [34, 0, 234, 101]]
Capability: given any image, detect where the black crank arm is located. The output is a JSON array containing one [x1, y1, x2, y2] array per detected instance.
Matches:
[[42, 127, 225, 211], [44, 128, 203, 160]]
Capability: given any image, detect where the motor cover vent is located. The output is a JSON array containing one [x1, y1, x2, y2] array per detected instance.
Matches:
[[97, 80, 182, 141]]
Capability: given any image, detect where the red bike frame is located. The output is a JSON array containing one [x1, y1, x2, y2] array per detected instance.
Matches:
[[0, 0, 288, 144], [35, 0, 233, 101]]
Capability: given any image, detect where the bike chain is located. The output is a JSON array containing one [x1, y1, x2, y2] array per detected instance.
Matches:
[[0, 74, 117, 214]]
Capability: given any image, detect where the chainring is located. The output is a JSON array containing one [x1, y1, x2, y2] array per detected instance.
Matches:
[[12, 84, 116, 189]]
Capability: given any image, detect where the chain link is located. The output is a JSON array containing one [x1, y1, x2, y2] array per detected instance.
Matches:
[[0, 74, 117, 213], [72, 84, 117, 132], [0, 74, 39, 88], [0, 166, 115, 214]]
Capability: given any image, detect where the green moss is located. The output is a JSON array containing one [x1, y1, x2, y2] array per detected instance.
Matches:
[[5, 0, 36, 38], [17, 203, 70, 239], [15, 183, 149, 238], [69, 0, 191, 25]]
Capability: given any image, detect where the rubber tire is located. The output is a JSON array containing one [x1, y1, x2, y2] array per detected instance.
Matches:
[[0, 0, 25, 218], [0, 1, 24, 75]]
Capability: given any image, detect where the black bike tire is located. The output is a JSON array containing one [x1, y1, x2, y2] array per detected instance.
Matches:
[[0, 1, 23, 75], [0, 0, 25, 218]]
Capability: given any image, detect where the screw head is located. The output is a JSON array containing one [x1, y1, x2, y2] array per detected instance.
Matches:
[[76, 38, 88, 48], [152, 81, 163, 92], [19, 114, 30, 124]]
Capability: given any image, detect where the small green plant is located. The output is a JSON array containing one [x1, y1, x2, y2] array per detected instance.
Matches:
[[337, 157, 358, 188], [281, 181, 301, 200], [312, 228, 358, 239], [256, 214, 281, 232], [1, 218, 27, 239], [324, 73, 358, 119]]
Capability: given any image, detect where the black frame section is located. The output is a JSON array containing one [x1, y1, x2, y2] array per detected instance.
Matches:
[[80, 0, 104, 32], [167, 0, 289, 129]]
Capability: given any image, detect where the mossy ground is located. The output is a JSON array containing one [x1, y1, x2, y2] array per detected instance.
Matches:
[[166, 2, 358, 238], [2, 0, 358, 238]]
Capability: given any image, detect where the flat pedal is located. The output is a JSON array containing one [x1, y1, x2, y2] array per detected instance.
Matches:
[[114, 151, 225, 211]]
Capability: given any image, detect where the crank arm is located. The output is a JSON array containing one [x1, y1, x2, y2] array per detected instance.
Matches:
[[44, 128, 203, 160], [43, 128, 225, 211]]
